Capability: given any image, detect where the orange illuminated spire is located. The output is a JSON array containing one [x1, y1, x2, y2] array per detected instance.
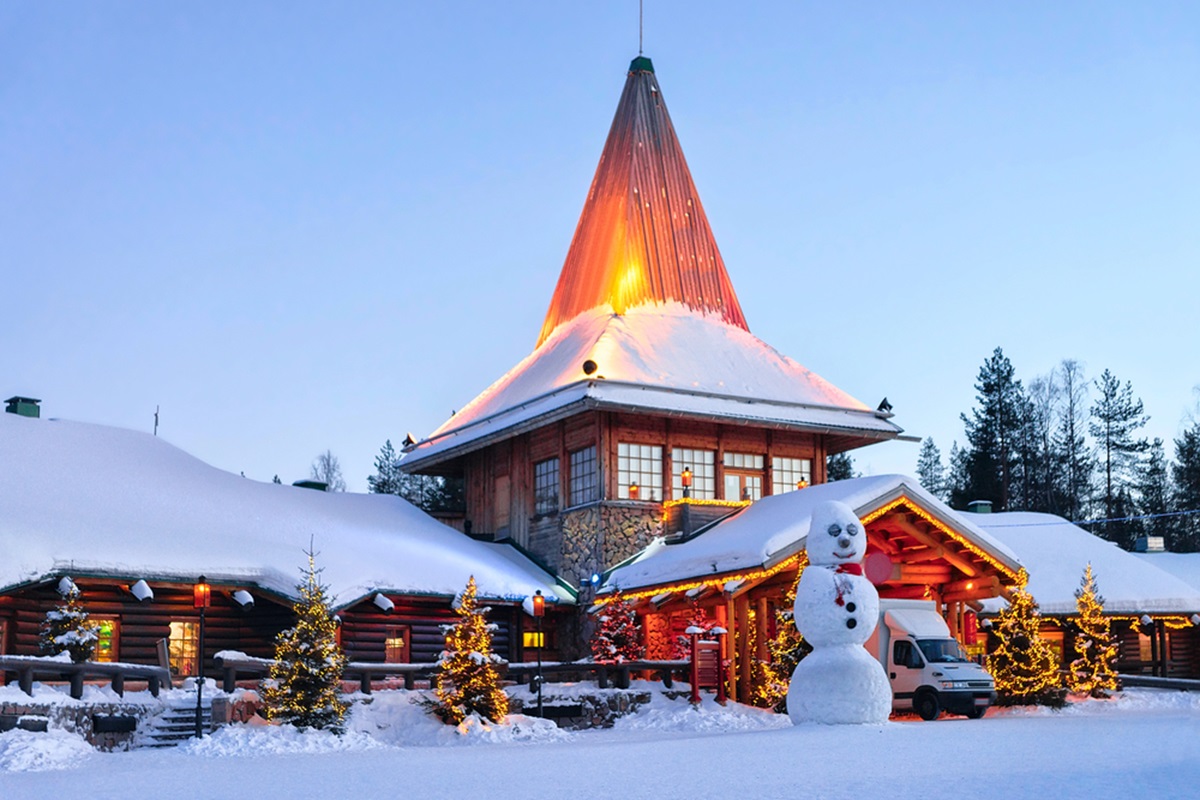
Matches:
[[537, 57, 748, 347]]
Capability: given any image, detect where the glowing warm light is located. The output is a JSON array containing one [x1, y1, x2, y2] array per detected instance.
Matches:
[[681, 468, 693, 488], [615, 553, 804, 603], [628, 482, 640, 500], [796, 479, 809, 490], [193, 577, 211, 609]]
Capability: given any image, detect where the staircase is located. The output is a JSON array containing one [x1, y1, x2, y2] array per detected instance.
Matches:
[[136, 694, 213, 748]]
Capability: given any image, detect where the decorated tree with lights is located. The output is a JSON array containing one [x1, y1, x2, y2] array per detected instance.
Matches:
[[987, 571, 1065, 706], [590, 592, 644, 663], [757, 557, 812, 712], [1066, 563, 1118, 697], [434, 576, 508, 725], [263, 550, 349, 732], [39, 582, 99, 663]]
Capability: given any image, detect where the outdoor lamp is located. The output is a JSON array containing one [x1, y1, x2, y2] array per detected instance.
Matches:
[[193, 576, 211, 609]]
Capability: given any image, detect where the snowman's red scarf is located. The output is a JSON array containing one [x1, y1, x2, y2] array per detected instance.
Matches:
[[832, 563, 863, 606]]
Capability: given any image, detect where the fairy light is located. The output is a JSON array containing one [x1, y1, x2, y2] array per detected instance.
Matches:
[[1066, 563, 1118, 698], [434, 576, 509, 725], [614, 553, 805, 603], [986, 580, 1062, 704]]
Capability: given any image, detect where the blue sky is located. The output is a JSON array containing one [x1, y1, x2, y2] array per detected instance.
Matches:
[[3, 2, 1198, 491]]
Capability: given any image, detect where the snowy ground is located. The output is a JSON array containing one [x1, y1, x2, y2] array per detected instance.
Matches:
[[2, 685, 1199, 800]]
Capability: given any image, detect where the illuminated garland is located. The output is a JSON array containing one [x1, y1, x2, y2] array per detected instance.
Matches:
[[661, 497, 751, 520], [614, 553, 804, 603], [1066, 563, 1118, 698], [986, 581, 1064, 706], [39, 584, 99, 664], [434, 576, 509, 725], [754, 555, 811, 712], [589, 591, 645, 663], [861, 498, 1021, 582], [263, 551, 349, 732]]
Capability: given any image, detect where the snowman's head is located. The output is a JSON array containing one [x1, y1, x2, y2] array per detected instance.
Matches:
[[807, 500, 866, 566]]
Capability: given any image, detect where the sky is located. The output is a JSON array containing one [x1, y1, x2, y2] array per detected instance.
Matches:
[[3, 2, 1198, 492]]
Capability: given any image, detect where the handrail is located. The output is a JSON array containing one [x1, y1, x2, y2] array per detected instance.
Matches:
[[0, 655, 171, 699]]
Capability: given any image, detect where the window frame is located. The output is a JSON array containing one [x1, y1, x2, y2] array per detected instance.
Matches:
[[568, 446, 599, 508], [168, 620, 200, 676], [93, 618, 120, 663], [384, 625, 411, 664], [771, 456, 813, 495], [533, 457, 561, 516], [617, 443, 664, 501], [671, 448, 716, 500]]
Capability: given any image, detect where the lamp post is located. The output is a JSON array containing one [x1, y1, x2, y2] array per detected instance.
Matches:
[[532, 590, 545, 718], [193, 575, 211, 738], [681, 467, 692, 499]]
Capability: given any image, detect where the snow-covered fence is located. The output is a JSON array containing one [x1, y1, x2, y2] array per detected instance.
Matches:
[[1118, 674, 1200, 692], [0, 654, 171, 699]]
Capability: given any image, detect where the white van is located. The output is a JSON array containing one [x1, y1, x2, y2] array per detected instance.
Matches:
[[866, 599, 996, 720]]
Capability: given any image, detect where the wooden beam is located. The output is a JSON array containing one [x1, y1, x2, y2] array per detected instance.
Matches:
[[943, 575, 1000, 596], [891, 517, 978, 577], [900, 546, 946, 564], [880, 586, 930, 599]]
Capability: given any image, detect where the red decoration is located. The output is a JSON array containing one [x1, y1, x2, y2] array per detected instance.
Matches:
[[193, 576, 211, 609], [864, 552, 893, 586]]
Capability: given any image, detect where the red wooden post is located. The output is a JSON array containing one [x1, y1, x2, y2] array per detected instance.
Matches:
[[689, 631, 701, 704], [714, 629, 728, 705]]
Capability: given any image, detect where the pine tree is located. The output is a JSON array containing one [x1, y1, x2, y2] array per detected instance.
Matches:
[[1018, 372, 1063, 513], [1137, 439, 1174, 546], [1066, 564, 1118, 698], [915, 438, 946, 500], [263, 550, 349, 732], [1173, 422, 1200, 552], [1089, 369, 1149, 548], [39, 583, 99, 663], [759, 558, 811, 712], [946, 442, 969, 508], [986, 572, 1064, 706], [434, 576, 508, 725], [954, 348, 1026, 511], [589, 592, 644, 663], [367, 439, 404, 495], [272, 474, 282, 485], [826, 452, 857, 482]]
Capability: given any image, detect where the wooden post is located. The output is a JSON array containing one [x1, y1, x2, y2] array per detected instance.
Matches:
[[112, 673, 125, 697], [735, 595, 751, 701], [755, 596, 770, 663], [689, 634, 700, 704], [724, 596, 738, 703]]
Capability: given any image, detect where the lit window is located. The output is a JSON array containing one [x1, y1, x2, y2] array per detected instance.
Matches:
[[568, 446, 599, 507], [385, 626, 410, 663], [672, 449, 715, 499], [772, 457, 813, 495], [93, 619, 119, 663], [523, 631, 546, 648], [618, 443, 663, 500], [534, 458, 560, 515], [168, 621, 199, 676], [723, 453, 764, 501]]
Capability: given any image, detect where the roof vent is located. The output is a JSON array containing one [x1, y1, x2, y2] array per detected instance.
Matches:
[[5, 396, 41, 418], [966, 500, 992, 514], [1135, 535, 1165, 553]]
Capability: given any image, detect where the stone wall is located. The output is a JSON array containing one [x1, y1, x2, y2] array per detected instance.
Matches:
[[0, 701, 157, 751], [559, 502, 662, 589]]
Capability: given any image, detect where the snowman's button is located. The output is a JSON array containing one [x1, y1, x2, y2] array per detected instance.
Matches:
[[846, 618, 857, 629], [846, 602, 856, 613]]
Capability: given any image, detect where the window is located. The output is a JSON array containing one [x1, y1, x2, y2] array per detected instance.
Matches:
[[523, 631, 546, 649], [618, 443, 663, 500], [568, 446, 599, 507], [93, 619, 119, 663], [723, 452, 764, 501], [534, 457, 560, 515], [672, 449, 715, 499], [385, 626, 410, 663], [168, 621, 199, 676], [894, 640, 922, 669], [772, 457, 813, 495]]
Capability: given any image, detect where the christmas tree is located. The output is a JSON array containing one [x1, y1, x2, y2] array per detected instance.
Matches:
[[756, 557, 812, 712], [434, 576, 508, 725], [39, 580, 99, 663], [590, 592, 644, 663], [1066, 563, 1118, 698], [987, 571, 1065, 706], [263, 549, 349, 732]]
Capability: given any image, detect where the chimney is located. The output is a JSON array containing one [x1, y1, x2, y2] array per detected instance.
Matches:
[[5, 396, 41, 418], [1134, 535, 1165, 553], [966, 500, 993, 514]]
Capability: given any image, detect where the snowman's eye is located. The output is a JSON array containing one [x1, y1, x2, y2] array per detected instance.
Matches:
[[827, 523, 841, 537], [846, 523, 859, 536]]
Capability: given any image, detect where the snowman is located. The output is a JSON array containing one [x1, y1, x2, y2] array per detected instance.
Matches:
[[787, 500, 891, 725]]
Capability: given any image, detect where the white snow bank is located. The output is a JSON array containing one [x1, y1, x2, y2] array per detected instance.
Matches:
[[179, 724, 386, 757], [345, 691, 569, 747], [0, 728, 93, 772]]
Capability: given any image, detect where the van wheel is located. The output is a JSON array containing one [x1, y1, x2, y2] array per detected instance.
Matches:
[[915, 691, 940, 721], [966, 706, 986, 719]]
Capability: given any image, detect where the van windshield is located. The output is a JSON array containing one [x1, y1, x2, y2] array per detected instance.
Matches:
[[916, 638, 968, 663]]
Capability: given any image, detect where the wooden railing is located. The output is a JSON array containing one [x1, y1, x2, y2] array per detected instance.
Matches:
[[213, 651, 690, 695], [0, 655, 171, 699]]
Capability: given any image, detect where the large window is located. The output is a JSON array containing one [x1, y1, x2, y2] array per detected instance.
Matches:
[[568, 446, 599, 507], [724, 453, 764, 501], [672, 448, 715, 499], [93, 619, 119, 663], [618, 443, 663, 501], [168, 621, 199, 676], [772, 457, 813, 495], [533, 457, 560, 515], [385, 626, 410, 663]]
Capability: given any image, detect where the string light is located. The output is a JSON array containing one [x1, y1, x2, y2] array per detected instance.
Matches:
[[1066, 563, 1118, 698], [434, 576, 509, 725]]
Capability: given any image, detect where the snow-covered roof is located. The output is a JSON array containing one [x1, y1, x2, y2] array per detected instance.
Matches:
[[0, 413, 572, 607], [404, 304, 902, 469], [1133, 552, 1200, 593], [972, 512, 1200, 615], [602, 474, 1020, 592]]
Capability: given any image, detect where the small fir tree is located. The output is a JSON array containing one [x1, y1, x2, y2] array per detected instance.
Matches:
[[39, 582, 99, 663], [263, 550, 349, 732], [758, 557, 812, 712], [435, 576, 508, 725], [826, 452, 857, 481], [916, 438, 947, 500], [590, 593, 644, 663], [987, 571, 1065, 706], [1172, 421, 1200, 552], [1066, 564, 1118, 698]]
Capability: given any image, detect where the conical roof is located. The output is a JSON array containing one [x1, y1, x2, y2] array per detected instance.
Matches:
[[537, 56, 747, 346]]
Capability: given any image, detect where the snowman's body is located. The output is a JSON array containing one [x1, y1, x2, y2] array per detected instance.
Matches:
[[787, 500, 892, 725]]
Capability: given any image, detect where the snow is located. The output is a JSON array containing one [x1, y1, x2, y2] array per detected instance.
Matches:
[[1, 688, 1199, 798], [604, 475, 1022, 592], [972, 512, 1200, 615], [1133, 551, 1200, 594], [405, 303, 901, 468], [0, 413, 572, 606]]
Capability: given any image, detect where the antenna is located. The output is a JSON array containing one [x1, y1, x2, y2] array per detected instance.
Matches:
[[639, 0, 644, 55]]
